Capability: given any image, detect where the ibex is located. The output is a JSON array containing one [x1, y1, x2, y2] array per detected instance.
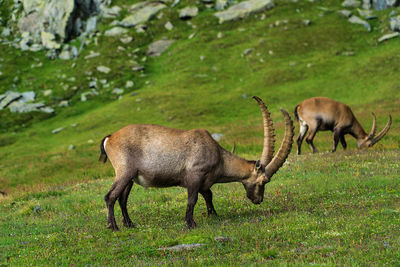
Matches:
[[99, 96, 294, 230], [294, 97, 392, 154]]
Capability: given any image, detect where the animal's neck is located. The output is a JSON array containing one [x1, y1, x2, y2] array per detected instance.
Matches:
[[218, 150, 254, 183], [351, 119, 368, 141]]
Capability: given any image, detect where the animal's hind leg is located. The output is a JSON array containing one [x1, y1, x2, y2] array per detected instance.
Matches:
[[118, 180, 135, 228], [200, 189, 217, 216], [306, 124, 319, 153], [297, 122, 309, 155], [105, 172, 135, 231]]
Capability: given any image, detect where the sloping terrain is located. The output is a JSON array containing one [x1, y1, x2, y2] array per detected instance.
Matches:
[[0, 0, 399, 265]]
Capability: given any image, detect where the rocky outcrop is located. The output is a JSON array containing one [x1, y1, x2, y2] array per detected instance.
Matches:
[[17, 0, 108, 51], [214, 0, 274, 23], [120, 1, 167, 28], [362, 0, 400, 9], [0, 91, 54, 113]]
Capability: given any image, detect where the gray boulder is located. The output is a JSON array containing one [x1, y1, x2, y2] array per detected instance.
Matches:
[[390, 16, 400, 31], [147, 39, 175, 57], [215, 0, 274, 23], [158, 243, 204, 252], [120, 1, 166, 28], [179, 6, 199, 19], [378, 32, 399, 42], [104, 27, 128, 37], [348, 15, 371, 31], [342, 0, 361, 7]]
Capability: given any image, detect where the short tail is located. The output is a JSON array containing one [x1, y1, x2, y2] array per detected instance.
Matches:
[[99, 135, 111, 163], [294, 105, 300, 122]]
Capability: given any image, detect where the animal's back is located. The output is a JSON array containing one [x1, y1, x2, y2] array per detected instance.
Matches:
[[297, 97, 354, 129], [105, 124, 222, 187]]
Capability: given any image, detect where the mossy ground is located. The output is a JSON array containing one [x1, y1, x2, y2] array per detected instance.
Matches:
[[0, 0, 399, 265]]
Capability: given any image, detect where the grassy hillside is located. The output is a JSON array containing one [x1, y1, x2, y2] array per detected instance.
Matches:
[[0, 0, 399, 265]]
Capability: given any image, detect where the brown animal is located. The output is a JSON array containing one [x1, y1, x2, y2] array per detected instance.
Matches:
[[99, 96, 294, 230], [294, 97, 392, 154]]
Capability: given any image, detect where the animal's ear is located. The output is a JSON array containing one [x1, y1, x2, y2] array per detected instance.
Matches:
[[255, 160, 261, 171]]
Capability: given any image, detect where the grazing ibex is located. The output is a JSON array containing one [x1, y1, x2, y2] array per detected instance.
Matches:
[[294, 97, 392, 154], [99, 97, 294, 230]]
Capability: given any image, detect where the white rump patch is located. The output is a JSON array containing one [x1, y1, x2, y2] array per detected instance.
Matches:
[[104, 137, 109, 152]]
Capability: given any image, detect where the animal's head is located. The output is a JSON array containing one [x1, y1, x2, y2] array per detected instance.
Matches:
[[358, 113, 392, 149], [242, 97, 294, 205]]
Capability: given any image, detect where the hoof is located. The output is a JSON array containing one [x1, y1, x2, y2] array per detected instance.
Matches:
[[123, 220, 136, 228], [107, 223, 120, 231], [187, 221, 197, 229]]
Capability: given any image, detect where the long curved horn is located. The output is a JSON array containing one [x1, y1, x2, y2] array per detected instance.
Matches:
[[371, 115, 392, 145], [231, 142, 236, 153], [253, 96, 275, 166], [367, 112, 377, 139], [264, 108, 294, 181]]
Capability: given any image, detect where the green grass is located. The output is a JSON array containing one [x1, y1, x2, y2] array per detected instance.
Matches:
[[0, 0, 399, 265]]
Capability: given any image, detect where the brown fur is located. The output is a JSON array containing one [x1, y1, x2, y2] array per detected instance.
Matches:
[[295, 97, 391, 154], [100, 97, 294, 230]]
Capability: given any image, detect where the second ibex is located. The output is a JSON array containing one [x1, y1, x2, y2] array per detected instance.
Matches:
[[99, 96, 294, 230]]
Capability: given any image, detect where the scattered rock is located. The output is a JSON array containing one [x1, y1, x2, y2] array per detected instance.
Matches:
[[112, 88, 124, 95], [217, 32, 224, 38], [126, 81, 134, 88], [43, 90, 53, 96], [84, 52, 101, 59], [52, 127, 64, 134], [215, 0, 275, 23], [158, 243, 205, 252], [59, 100, 69, 107], [147, 39, 175, 57], [97, 66, 111, 74], [390, 16, 400, 31], [338, 9, 353, 17], [212, 133, 224, 142], [120, 2, 167, 28], [348, 15, 371, 31], [378, 32, 399, 42], [214, 236, 233, 242], [68, 144, 75, 150], [188, 32, 196, 39], [104, 27, 128, 37], [179, 6, 199, 19], [165, 21, 174, 31], [342, 0, 361, 7], [120, 36, 133, 44], [243, 48, 253, 55]]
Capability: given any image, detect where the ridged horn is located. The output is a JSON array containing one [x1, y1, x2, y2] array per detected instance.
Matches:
[[371, 115, 392, 145], [253, 96, 275, 166], [367, 112, 377, 140], [264, 108, 294, 181]]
